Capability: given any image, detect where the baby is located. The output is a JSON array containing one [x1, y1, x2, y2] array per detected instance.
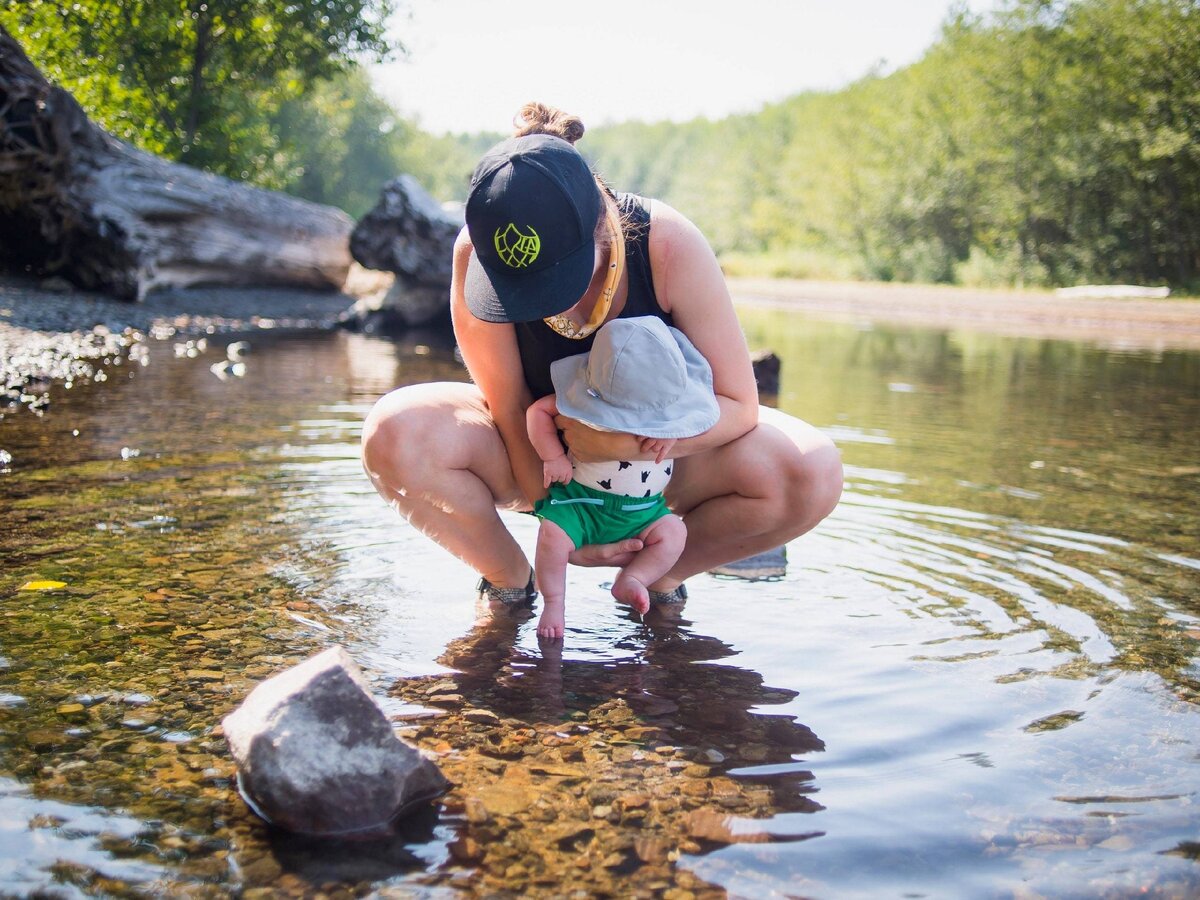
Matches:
[[526, 316, 720, 639]]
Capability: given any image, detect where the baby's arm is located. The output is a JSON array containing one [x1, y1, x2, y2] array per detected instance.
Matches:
[[527, 394, 574, 488], [640, 436, 678, 464]]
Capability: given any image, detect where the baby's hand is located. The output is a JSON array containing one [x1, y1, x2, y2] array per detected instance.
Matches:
[[640, 436, 677, 464], [543, 455, 573, 488]]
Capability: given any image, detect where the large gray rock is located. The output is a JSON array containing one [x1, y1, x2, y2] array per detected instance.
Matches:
[[342, 274, 454, 333], [222, 646, 448, 835], [350, 175, 461, 283], [345, 176, 460, 331]]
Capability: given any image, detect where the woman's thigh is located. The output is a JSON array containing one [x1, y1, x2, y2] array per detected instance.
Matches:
[[362, 381, 526, 511], [665, 406, 841, 517]]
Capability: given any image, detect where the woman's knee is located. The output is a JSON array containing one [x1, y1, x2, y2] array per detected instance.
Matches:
[[361, 384, 462, 487], [778, 429, 843, 527], [740, 413, 842, 533]]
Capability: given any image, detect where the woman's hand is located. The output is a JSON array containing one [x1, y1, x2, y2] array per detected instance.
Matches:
[[567, 538, 644, 569], [554, 416, 649, 463]]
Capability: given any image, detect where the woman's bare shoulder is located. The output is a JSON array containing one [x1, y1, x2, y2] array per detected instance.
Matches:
[[644, 199, 726, 311], [646, 199, 707, 252]]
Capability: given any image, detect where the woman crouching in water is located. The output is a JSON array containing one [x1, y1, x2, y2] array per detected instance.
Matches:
[[361, 102, 843, 627]]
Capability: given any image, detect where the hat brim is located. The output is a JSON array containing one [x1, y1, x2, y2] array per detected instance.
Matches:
[[550, 325, 721, 440], [464, 238, 597, 324]]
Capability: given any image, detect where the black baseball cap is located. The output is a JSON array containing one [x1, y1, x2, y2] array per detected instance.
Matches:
[[464, 133, 603, 323]]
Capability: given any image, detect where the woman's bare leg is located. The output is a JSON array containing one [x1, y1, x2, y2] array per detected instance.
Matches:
[[361, 382, 532, 589], [611, 514, 687, 614], [659, 407, 843, 591]]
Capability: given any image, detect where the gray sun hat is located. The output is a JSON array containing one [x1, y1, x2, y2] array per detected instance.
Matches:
[[550, 316, 720, 439]]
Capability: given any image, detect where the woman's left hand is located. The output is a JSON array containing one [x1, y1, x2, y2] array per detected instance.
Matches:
[[554, 416, 648, 463], [567, 537, 643, 569]]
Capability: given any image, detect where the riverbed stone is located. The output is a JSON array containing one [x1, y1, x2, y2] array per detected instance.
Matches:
[[222, 646, 449, 835]]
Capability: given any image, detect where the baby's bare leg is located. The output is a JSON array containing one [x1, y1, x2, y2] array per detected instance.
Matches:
[[612, 515, 687, 614], [535, 520, 575, 640]]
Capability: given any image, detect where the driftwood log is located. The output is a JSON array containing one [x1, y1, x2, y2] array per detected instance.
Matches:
[[0, 26, 352, 301]]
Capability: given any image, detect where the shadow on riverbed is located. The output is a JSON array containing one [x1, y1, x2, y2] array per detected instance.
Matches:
[[379, 603, 827, 894]]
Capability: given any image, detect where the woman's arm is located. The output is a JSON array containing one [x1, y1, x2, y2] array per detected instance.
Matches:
[[450, 229, 546, 507], [649, 200, 759, 456], [557, 201, 759, 462]]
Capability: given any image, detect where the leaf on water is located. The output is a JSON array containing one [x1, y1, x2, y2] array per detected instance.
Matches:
[[18, 580, 68, 591]]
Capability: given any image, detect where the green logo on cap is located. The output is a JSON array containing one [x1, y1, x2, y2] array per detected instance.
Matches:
[[494, 223, 541, 268]]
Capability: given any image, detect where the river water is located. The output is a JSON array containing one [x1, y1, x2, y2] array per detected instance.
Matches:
[[0, 307, 1198, 898]]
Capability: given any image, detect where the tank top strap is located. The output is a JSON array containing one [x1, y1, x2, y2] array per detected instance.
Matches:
[[615, 192, 660, 316]]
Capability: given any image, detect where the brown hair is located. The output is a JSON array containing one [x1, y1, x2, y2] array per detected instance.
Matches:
[[512, 102, 586, 145]]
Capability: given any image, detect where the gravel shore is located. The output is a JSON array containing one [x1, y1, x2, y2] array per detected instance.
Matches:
[[0, 275, 362, 411]]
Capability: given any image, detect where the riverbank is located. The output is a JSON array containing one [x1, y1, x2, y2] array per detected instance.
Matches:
[[5, 273, 1200, 412], [728, 277, 1200, 349]]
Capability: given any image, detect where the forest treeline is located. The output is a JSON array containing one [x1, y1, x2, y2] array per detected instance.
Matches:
[[3, 0, 1197, 290], [583, 0, 1200, 290]]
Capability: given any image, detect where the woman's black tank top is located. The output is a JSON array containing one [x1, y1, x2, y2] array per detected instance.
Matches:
[[515, 193, 672, 399]]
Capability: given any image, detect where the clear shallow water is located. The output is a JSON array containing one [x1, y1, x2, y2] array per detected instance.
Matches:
[[0, 312, 1198, 898]]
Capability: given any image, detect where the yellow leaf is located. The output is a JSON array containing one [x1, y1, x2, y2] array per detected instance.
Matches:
[[19, 580, 67, 591]]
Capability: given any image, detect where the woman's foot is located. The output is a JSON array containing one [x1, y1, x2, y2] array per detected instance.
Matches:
[[611, 573, 650, 615], [537, 598, 565, 639], [476, 568, 537, 607]]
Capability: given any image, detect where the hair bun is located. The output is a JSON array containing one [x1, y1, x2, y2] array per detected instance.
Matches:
[[513, 102, 585, 145]]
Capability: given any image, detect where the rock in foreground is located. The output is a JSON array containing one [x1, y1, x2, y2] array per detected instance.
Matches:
[[223, 647, 448, 835]]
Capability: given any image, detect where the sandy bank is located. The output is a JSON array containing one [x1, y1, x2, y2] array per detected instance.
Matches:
[[728, 278, 1200, 350]]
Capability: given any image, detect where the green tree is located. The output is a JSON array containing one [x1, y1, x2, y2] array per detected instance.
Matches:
[[273, 67, 410, 218], [0, 0, 395, 186]]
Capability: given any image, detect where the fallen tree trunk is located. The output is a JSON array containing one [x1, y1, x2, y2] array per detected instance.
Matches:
[[0, 26, 352, 301]]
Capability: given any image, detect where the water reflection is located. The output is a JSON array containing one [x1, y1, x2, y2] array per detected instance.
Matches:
[[0, 777, 179, 896]]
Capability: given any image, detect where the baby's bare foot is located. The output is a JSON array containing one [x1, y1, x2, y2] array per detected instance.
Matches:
[[538, 598, 565, 639], [611, 573, 650, 614]]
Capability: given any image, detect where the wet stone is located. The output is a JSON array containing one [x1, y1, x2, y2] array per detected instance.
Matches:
[[223, 647, 449, 835], [449, 836, 483, 862], [25, 729, 70, 750], [463, 708, 500, 725]]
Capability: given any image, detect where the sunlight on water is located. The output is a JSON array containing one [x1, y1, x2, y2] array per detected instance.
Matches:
[[2, 318, 1199, 897]]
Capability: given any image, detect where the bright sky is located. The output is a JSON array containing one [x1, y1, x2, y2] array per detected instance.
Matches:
[[371, 0, 999, 135]]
